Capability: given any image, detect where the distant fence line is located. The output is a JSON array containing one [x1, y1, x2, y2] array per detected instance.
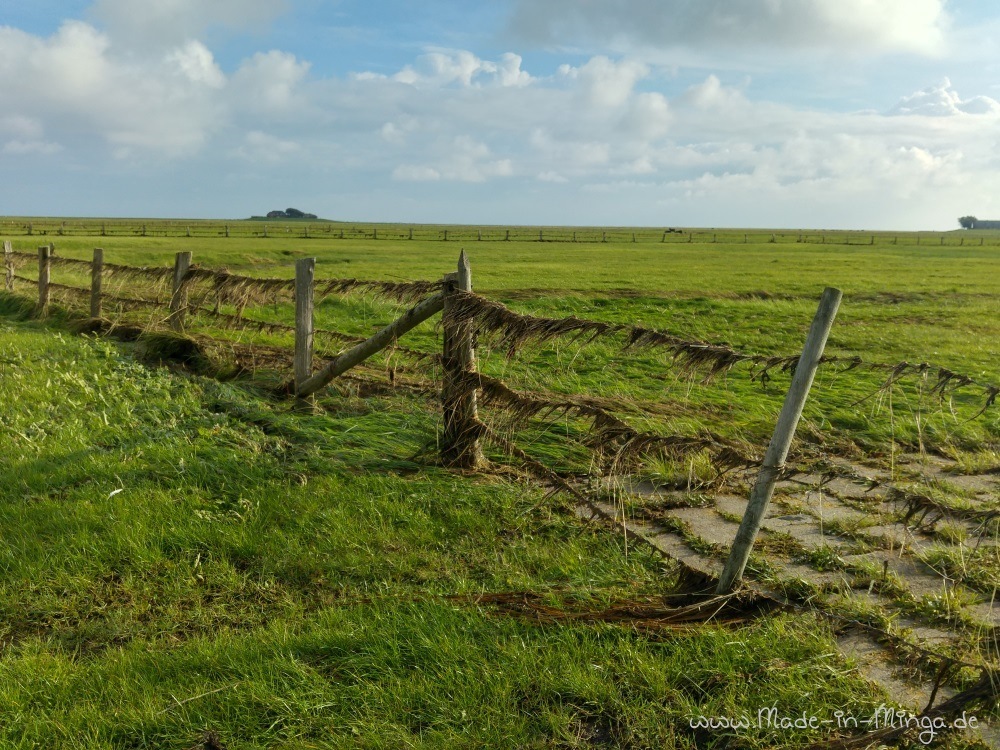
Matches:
[[3, 239, 999, 593], [0, 220, 996, 247], [4, 241, 997, 411]]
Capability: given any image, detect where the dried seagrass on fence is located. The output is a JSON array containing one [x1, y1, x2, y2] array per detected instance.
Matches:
[[4, 243, 1000, 599]]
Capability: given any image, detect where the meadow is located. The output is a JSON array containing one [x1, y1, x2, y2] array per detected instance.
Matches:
[[1, 220, 998, 748]]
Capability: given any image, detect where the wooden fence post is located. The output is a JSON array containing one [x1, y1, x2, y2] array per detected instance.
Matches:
[[294, 257, 317, 409], [90, 248, 104, 318], [716, 287, 842, 593], [3, 241, 12, 292], [168, 251, 192, 331], [37, 246, 51, 316], [441, 250, 484, 469]]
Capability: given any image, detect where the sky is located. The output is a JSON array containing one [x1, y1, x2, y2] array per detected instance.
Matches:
[[1, 0, 999, 229]]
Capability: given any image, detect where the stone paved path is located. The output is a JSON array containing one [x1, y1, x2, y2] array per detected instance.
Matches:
[[583, 453, 1000, 746]]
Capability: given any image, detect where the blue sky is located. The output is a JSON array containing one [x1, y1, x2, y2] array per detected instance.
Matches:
[[2, 0, 999, 229]]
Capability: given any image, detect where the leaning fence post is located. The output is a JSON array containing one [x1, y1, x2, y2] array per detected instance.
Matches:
[[90, 248, 104, 318], [441, 250, 484, 469], [716, 287, 843, 594], [37, 246, 51, 316], [168, 251, 192, 331], [3, 240, 12, 292], [294, 257, 316, 409]]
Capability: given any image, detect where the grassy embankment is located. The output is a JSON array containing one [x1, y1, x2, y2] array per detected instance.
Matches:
[[1, 222, 998, 748]]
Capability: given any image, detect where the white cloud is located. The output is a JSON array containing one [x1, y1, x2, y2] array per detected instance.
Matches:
[[508, 0, 949, 57], [393, 136, 514, 183], [91, 0, 288, 48], [537, 171, 568, 183], [235, 130, 300, 162], [0, 21, 228, 156], [393, 165, 441, 182], [2, 140, 63, 156], [676, 75, 748, 111], [571, 56, 649, 108], [167, 41, 225, 88], [889, 78, 1000, 116], [390, 49, 533, 88], [230, 50, 311, 115]]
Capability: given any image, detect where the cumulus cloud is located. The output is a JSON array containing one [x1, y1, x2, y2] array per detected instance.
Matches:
[[230, 51, 311, 115], [889, 78, 1000, 116], [393, 136, 513, 183], [390, 49, 532, 88], [563, 56, 649, 108], [0, 21, 227, 156], [508, 0, 949, 57], [1, 11, 997, 230], [235, 130, 300, 162], [91, 0, 288, 48]]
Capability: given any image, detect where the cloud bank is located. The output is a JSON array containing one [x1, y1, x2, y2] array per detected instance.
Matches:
[[508, 0, 950, 57], [0, 1, 997, 228]]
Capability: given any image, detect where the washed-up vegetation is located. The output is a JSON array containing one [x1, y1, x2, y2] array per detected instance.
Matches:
[[1, 220, 998, 748]]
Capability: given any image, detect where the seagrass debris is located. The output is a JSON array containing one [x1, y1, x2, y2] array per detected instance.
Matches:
[[462, 370, 758, 472], [463, 590, 767, 630], [891, 487, 1000, 531], [451, 291, 1000, 410], [826, 356, 1000, 417], [178, 267, 442, 308], [785, 451, 1000, 526], [809, 667, 998, 750]]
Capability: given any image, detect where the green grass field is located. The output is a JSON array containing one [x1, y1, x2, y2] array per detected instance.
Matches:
[[1, 220, 998, 748]]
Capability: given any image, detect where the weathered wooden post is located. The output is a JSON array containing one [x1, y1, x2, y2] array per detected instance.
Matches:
[[717, 287, 842, 594], [443, 229, 448, 242], [441, 250, 484, 469], [409, 227, 414, 240], [225, 225, 230, 238], [294, 257, 317, 411], [373, 227, 377, 240], [90, 248, 104, 318], [168, 251, 192, 331], [3, 241, 12, 292], [505, 230, 510, 241], [478, 229, 482, 241], [37, 246, 51, 316], [539, 229, 544, 242]]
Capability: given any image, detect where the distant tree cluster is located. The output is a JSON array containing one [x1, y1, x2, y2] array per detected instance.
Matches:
[[958, 215, 1000, 230], [266, 207, 318, 219]]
